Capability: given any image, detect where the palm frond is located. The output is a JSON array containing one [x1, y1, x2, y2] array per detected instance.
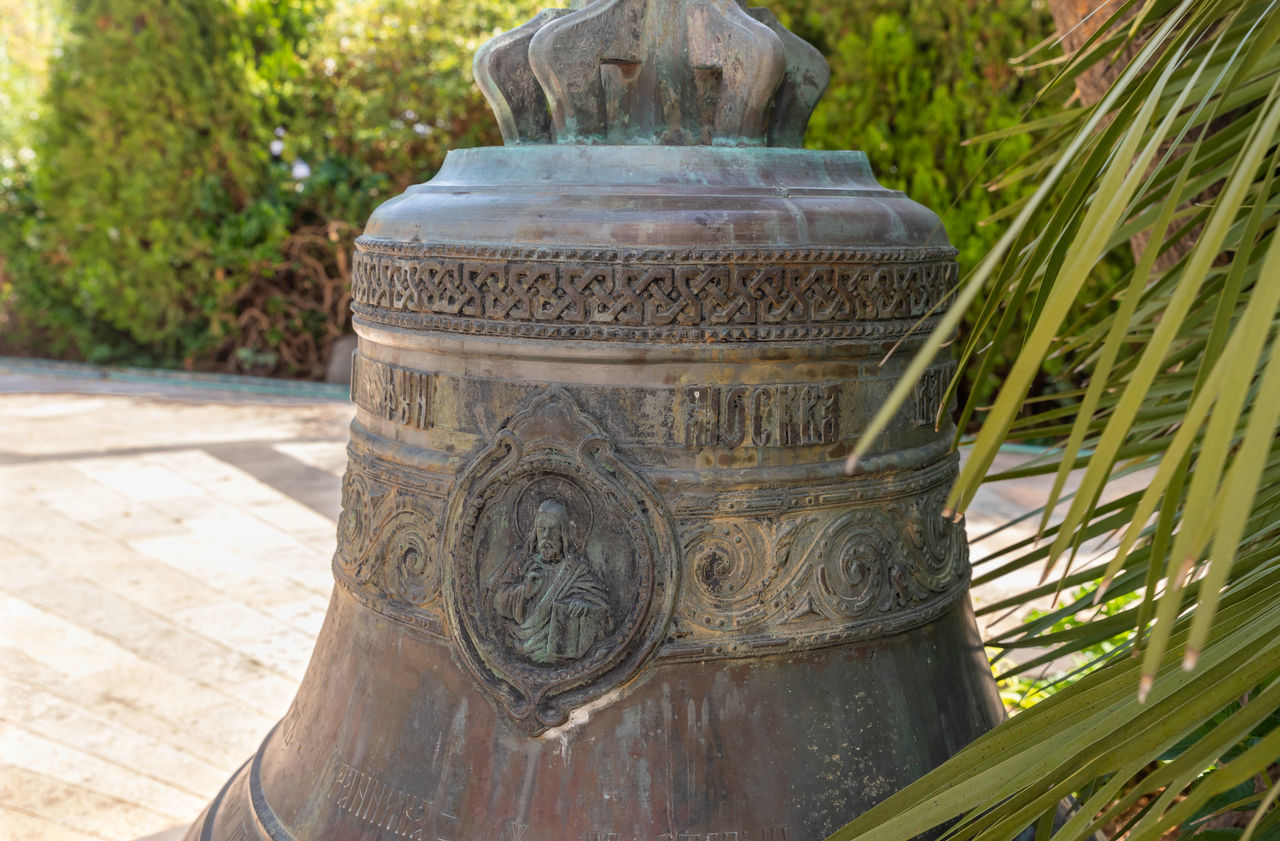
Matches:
[[837, 0, 1280, 838]]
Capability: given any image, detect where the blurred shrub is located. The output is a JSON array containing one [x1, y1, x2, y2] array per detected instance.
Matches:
[[282, 0, 540, 223], [0, 0, 59, 154], [776, 0, 1052, 271], [190, 0, 546, 377], [0, 0, 306, 366], [772, 0, 1059, 409], [2, 0, 1055, 383]]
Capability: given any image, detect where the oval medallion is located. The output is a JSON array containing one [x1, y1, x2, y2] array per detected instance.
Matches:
[[441, 389, 678, 734]]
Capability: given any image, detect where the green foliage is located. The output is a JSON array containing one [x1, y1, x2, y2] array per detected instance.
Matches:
[[203, 0, 543, 377], [0, 1, 60, 347], [2, 0, 1055, 379], [281, 0, 540, 225], [995, 586, 1141, 711], [776, 0, 1050, 272], [0, 0, 60, 155], [1, 0, 302, 365], [841, 0, 1280, 838], [754, 0, 1064, 410]]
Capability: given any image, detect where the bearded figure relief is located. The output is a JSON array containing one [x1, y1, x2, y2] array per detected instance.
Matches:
[[493, 499, 614, 664]]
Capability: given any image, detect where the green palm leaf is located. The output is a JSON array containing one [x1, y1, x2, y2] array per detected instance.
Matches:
[[837, 0, 1280, 838]]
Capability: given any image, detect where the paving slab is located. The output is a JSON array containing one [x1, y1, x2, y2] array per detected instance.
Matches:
[[1, 360, 352, 840]]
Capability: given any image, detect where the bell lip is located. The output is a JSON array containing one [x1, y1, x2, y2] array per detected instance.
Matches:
[[360, 145, 953, 251]]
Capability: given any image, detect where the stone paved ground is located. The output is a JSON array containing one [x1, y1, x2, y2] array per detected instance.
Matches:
[[0, 360, 1136, 841], [0, 363, 353, 841]]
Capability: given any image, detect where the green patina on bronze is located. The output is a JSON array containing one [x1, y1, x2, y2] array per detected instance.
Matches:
[[474, 0, 827, 146], [184, 3, 1004, 840]]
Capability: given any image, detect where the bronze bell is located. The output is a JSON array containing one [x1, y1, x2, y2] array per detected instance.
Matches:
[[183, 2, 1003, 839]]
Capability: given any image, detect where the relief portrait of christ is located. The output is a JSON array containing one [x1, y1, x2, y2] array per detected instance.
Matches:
[[492, 499, 614, 664]]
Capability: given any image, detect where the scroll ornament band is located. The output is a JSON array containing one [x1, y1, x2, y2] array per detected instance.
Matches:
[[335, 470, 444, 632], [333, 428, 970, 663], [669, 485, 968, 658]]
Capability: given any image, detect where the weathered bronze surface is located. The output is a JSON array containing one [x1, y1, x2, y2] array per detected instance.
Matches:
[[183, 3, 1003, 840]]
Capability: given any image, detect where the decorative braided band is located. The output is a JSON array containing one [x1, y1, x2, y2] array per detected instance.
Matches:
[[351, 241, 958, 341]]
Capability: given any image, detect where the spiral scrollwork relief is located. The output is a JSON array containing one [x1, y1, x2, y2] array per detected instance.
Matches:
[[674, 516, 811, 642], [887, 488, 968, 602], [333, 462, 445, 626], [681, 521, 773, 631], [338, 423, 969, 662], [664, 489, 970, 660], [812, 510, 895, 619], [384, 511, 440, 607], [934, 489, 969, 579], [336, 470, 378, 583]]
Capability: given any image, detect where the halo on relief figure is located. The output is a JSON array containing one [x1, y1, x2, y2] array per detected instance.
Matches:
[[512, 472, 595, 547]]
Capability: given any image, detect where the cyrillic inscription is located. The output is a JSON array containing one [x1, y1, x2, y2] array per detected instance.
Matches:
[[223, 797, 250, 841], [585, 826, 788, 841], [911, 365, 954, 428], [352, 355, 434, 430], [326, 758, 458, 840], [684, 385, 838, 447]]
